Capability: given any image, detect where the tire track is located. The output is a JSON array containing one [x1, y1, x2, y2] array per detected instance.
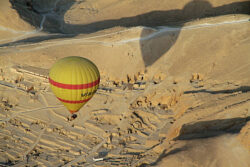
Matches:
[[0, 105, 64, 123]]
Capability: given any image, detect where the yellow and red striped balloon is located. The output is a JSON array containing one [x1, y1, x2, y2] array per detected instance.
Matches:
[[49, 56, 100, 114]]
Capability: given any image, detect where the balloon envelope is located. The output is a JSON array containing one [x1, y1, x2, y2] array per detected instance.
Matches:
[[49, 56, 100, 114]]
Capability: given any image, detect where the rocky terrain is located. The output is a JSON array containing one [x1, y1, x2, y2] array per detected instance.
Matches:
[[0, 0, 249, 166]]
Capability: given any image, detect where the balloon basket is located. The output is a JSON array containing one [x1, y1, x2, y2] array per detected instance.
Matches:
[[67, 113, 78, 121]]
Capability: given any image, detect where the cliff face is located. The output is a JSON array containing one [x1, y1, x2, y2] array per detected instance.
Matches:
[[0, 0, 249, 166], [0, 0, 34, 31]]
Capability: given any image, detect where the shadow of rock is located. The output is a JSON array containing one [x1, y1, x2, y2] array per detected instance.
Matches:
[[175, 116, 250, 140], [184, 86, 250, 94], [0, 33, 76, 47], [9, 0, 77, 33], [148, 147, 188, 166]]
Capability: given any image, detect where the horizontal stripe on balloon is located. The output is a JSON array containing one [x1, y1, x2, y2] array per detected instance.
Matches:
[[49, 77, 100, 89], [57, 97, 91, 104]]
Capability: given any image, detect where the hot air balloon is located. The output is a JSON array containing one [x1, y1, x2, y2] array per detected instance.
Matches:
[[49, 56, 100, 117]]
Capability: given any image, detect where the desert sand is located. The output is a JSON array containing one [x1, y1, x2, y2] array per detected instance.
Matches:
[[0, 0, 249, 166]]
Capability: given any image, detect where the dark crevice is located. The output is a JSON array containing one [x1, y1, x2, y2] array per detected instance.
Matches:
[[184, 86, 250, 94]]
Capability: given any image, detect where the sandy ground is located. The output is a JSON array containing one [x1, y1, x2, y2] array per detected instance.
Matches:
[[0, 0, 249, 166]]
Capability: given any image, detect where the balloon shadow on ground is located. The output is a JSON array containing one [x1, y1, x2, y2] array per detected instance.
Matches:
[[5, 0, 250, 67], [139, 0, 250, 67]]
